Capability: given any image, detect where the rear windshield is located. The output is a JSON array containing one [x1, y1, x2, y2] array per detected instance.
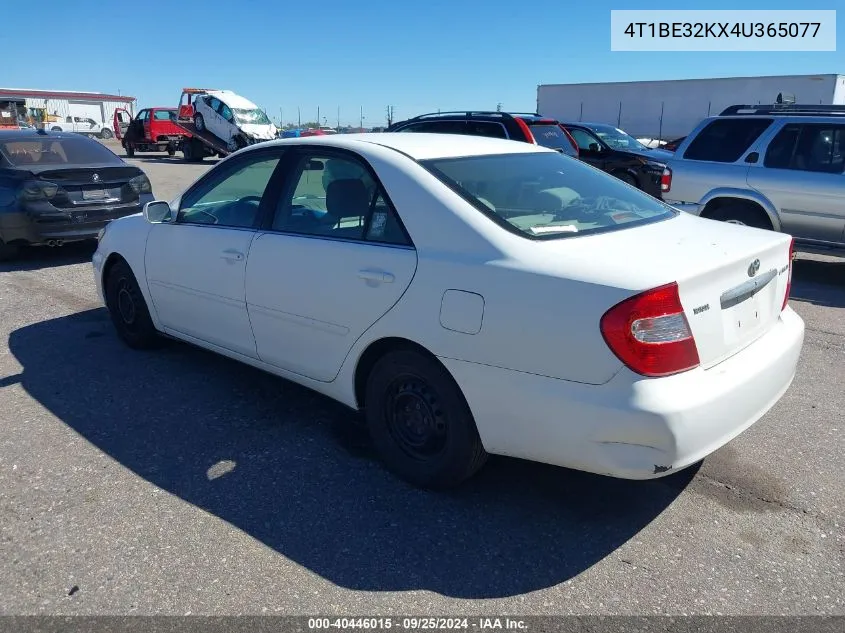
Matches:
[[0, 136, 122, 167], [421, 152, 675, 240], [153, 110, 176, 121], [528, 124, 577, 156]]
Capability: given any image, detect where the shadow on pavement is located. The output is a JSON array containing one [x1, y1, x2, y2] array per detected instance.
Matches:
[[0, 240, 96, 273], [790, 256, 845, 309], [8, 309, 695, 599]]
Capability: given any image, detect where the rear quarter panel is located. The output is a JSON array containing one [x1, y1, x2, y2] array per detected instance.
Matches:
[[327, 146, 628, 393]]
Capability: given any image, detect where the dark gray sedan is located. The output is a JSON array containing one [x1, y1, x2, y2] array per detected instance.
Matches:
[[0, 129, 153, 260]]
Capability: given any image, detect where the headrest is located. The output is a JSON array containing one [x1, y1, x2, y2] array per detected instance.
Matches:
[[326, 178, 370, 216]]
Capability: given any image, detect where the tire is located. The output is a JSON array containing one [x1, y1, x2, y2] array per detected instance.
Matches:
[[707, 202, 772, 230], [100, 128, 113, 139], [364, 348, 488, 489], [167, 144, 176, 157], [615, 171, 638, 188], [194, 113, 205, 132], [104, 259, 161, 350], [0, 238, 20, 262], [124, 144, 135, 157], [51, 126, 62, 132]]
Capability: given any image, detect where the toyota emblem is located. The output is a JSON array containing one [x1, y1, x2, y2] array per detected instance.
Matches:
[[92, 173, 100, 182], [747, 258, 761, 277]]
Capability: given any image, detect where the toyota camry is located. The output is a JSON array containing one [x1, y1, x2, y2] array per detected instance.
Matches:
[[92, 133, 805, 489]]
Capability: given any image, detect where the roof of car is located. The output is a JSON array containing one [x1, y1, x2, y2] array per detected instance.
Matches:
[[0, 129, 78, 141], [204, 90, 260, 110], [252, 132, 553, 161], [562, 121, 616, 130]]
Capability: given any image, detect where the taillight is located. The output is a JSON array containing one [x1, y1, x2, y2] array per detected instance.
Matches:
[[600, 282, 700, 378], [782, 237, 795, 311], [21, 180, 60, 201], [514, 117, 537, 144], [128, 174, 152, 194], [660, 167, 672, 192]]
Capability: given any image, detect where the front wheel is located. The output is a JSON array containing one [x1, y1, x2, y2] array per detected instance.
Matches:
[[194, 113, 205, 131], [104, 259, 161, 350], [100, 128, 113, 139], [364, 348, 488, 489]]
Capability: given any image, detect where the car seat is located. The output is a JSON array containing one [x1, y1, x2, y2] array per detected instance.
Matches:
[[324, 178, 370, 238]]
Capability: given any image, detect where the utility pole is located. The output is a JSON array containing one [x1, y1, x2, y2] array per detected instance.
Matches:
[[297, 106, 301, 127], [317, 106, 320, 129], [386, 105, 395, 127], [337, 106, 340, 130], [359, 105, 363, 130], [279, 107, 283, 127]]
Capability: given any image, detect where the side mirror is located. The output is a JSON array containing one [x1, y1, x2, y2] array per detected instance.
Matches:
[[143, 200, 174, 223]]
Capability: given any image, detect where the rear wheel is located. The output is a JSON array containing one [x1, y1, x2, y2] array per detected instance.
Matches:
[[364, 348, 488, 489], [706, 202, 772, 230], [0, 238, 20, 262], [167, 144, 176, 157], [615, 171, 639, 188], [51, 126, 62, 132], [194, 113, 205, 131], [124, 143, 135, 158], [104, 259, 161, 350], [100, 128, 113, 139]]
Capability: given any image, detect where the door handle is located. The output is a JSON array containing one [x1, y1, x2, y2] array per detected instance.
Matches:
[[220, 249, 245, 262], [358, 269, 394, 283]]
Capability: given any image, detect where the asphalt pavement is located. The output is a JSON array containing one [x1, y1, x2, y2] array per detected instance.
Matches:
[[0, 146, 842, 615]]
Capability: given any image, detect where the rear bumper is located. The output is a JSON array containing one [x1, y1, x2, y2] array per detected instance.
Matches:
[[440, 306, 805, 479], [663, 200, 703, 215], [0, 195, 151, 245]]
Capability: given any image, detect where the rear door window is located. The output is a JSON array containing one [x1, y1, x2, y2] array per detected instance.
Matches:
[[465, 121, 508, 138], [764, 123, 845, 173], [529, 124, 577, 155], [683, 118, 773, 163], [399, 120, 468, 134]]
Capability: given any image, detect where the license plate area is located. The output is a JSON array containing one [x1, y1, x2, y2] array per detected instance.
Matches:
[[720, 270, 778, 347], [82, 187, 107, 200]]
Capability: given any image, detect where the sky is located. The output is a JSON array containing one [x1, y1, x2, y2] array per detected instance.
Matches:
[[4, 0, 843, 127]]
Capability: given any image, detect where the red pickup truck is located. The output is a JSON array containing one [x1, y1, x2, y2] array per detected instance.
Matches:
[[113, 107, 188, 157]]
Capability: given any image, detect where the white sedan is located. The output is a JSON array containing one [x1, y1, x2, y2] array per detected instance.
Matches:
[[92, 133, 805, 489]]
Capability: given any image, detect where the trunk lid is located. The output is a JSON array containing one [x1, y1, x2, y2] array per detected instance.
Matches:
[[529, 212, 793, 370], [33, 165, 142, 208]]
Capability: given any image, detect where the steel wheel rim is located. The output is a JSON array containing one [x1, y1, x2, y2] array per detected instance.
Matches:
[[115, 278, 137, 328], [384, 375, 448, 460]]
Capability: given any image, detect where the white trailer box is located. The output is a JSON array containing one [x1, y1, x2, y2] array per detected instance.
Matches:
[[537, 74, 845, 141]]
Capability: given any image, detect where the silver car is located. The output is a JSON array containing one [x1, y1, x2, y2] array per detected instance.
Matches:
[[662, 104, 845, 256]]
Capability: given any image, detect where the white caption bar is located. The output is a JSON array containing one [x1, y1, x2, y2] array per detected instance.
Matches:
[[611, 10, 836, 52]]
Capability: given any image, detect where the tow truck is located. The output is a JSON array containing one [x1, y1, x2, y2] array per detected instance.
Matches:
[[113, 107, 186, 157], [172, 88, 235, 162]]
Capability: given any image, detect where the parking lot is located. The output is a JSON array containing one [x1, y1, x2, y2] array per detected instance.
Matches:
[[0, 141, 843, 616]]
